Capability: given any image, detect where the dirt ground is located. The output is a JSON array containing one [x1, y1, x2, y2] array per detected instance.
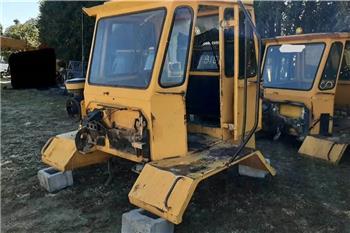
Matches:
[[1, 84, 350, 233]]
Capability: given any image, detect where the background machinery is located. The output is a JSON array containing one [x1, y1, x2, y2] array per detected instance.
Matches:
[[262, 33, 350, 164], [0, 36, 30, 79], [41, 0, 275, 224]]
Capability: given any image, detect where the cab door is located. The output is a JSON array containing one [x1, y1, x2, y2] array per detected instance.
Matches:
[[313, 41, 344, 135], [218, 6, 236, 140], [151, 6, 195, 160], [232, 8, 259, 144], [335, 40, 350, 108]]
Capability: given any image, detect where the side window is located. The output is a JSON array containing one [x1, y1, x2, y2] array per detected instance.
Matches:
[[224, 8, 234, 77], [190, 6, 219, 72], [339, 41, 350, 81], [319, 42, 343, 90], [239, 11, 257, 79], [159, 7, 193, 87]]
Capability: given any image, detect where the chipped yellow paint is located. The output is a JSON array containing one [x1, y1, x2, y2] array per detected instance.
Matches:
[[279, 104, 303, 119], [129, 143, 275, 224], [41, 1, 275, 225], [42, 131, 110, 171]]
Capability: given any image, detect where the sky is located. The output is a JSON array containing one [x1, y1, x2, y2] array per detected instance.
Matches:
[[1, 0, 40, 31]]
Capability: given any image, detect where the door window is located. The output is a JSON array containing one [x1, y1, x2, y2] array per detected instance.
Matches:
[[190, 6, 219, 72], [339, 41, 350, 81], [319, 42, 343, 90], [159, 7, 193, 87]]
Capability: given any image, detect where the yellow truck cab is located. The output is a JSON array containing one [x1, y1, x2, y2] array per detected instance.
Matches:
[[41, 0, 275, 224], [262, 33, 350, 163]]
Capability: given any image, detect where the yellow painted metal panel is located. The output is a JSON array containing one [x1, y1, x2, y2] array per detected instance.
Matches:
[[279, 104, 303, 119], [335, 80, 350, 107], [129, 143, 275, 224], [299, 136, 348, 164], [219, 6, 236, 141], [189, 71, 220, 76], [234, 82, 258, 140], [310, 93, 335, 134], [128, 164, 195, 224], [65, 81, 85, 92], [150, 93, 187, 160], [187, 123, 223, 139], [104, 109, 140, 129], [42, 131, 110, 171], [0, 36, 30, 50]]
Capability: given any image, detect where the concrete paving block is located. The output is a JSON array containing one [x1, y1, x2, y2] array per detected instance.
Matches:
[[38, 167, 73, 193], [121, 209, 174, 233], [238, 159, 271, 179]]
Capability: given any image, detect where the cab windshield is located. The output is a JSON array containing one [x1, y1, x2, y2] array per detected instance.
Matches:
[[263, 43, 325, 90], [89, 9, 166, 88]]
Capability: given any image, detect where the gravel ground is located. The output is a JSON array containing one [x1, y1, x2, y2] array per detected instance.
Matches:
[[1, 85, 350, 233]]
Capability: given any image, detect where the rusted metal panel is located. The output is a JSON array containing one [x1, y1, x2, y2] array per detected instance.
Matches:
[[129, 142, 275, 224]]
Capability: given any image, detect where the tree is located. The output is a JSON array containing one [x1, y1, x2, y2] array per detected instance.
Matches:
[[0, 23, 3, 35], [254, 1, 350, 38], [4, 18, 40, 48], [36, 1, 348, 61], [38, 1, 102, 62], [254, 1, 285, 38]]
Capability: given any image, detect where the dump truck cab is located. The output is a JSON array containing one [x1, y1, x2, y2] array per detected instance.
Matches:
[[262, 33, 350, 163], [41, 0, 275, 224]]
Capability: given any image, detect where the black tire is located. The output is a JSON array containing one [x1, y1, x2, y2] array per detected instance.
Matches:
[[66, 96, 81, 121]]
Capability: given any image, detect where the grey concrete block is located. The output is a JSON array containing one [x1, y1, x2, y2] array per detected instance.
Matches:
[[121, 209, 174, 233], [238, 158, 271, 179], [38, 167, 73, 193]]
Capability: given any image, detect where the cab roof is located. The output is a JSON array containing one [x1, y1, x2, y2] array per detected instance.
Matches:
[[83, 0, 253, 17], [263, 32, 350, 44]]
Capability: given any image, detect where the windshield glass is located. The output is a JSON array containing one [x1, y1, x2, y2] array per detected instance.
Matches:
[[263, 43, 325, 90], [89, 9, 165, 88]]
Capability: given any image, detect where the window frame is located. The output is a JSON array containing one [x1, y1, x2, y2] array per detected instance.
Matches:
[[318, 41, 344, 91], [87, 7, 167, 90], [223, 7, 235, 78], [190, 12, 220, 72], [339, 40, 350, 81], [262, 42, 326, 92], [158, 6, 194, 88], [238, 10, 257, 80]]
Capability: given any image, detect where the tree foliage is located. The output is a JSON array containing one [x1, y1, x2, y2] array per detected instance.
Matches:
[[1, 19, 40, 62], [36, 1, 349, 62], [4, 19, 40, 48], [255, 1, 350, 38], [38, 1, 102, 62]]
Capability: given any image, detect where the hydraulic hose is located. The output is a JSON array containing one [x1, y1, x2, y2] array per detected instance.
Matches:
[[241, 16, 249, 143]]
